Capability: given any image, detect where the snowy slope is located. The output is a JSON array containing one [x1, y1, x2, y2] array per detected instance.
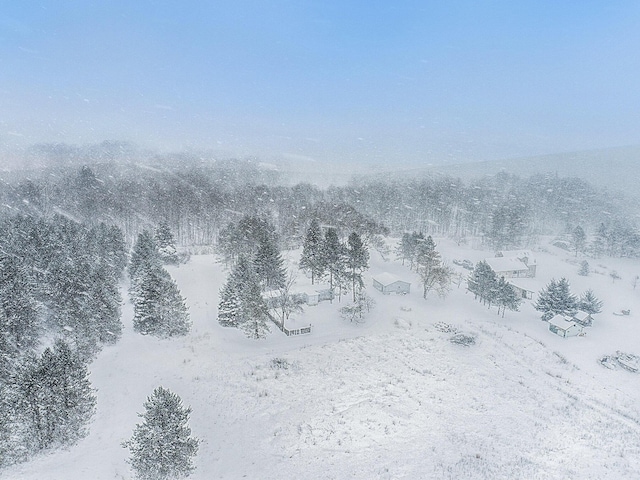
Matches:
[[4, 240, 640, 479]]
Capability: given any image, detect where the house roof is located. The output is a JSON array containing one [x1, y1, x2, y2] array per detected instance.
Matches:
[[573, 310, 592, 321], [372, 272, 410, 287], [548, 315, 578, 330], [497, 250, 533, 258], [485, 257, 529, 274], [508, 280, 535, 293]]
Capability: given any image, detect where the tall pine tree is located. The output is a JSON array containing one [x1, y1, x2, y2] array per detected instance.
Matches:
[[133, 264, 191, 337], [299, 219, 325, 284], [321, 228, 346, 299], [345, 232, 369, 302], [154, 221, 179, 265], [534, 278, 578, 321], [124, 386, 199, 480], [217, 256, 270, 339], [253, 236, 286, 291]]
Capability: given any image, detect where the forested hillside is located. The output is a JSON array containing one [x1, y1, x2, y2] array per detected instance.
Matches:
[[1, 156, 638, 256]]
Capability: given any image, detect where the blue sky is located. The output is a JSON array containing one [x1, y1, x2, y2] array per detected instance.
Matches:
[[1, 1, 639, 165]]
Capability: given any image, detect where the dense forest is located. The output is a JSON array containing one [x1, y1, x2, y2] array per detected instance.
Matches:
[[1, 150, 638, 256]]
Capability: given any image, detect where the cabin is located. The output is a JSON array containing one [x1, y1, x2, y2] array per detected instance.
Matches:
[[372, 273, 411, 295], [548, 315, 583, 338], [571, 310, 593, 327], [293, 287, 334, 306], [494, 250, 537, 277]]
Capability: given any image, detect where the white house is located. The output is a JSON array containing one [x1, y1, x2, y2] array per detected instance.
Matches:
[[571, 310, 594, 327], [372, 273, 411, 295], [485, 257, 531, 279], [493, 250, 537, 277], [548, 315, 583, 338]]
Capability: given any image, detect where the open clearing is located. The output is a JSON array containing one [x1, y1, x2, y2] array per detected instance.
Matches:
[[4, 239, 640, 479]]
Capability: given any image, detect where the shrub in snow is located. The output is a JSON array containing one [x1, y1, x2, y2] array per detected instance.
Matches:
[[340, 293, 375, 323], [124, 386, 199, 480], [578, 260, 590, 276], [270, 357, 292, 370], [449, 333, 476, 346], [434, 322, 458, 334]]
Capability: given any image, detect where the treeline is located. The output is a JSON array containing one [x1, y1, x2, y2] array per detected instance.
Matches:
[[0, 214, 127, 467], [1, 160, 638, 256]]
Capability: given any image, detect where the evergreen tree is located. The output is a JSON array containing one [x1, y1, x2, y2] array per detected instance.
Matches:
[[217, 256, 271, 339], [534, 278, 578, 321], [467, 261, 499, 306], [253, 236, 286, 290], [15, 340, 96, 451], [217, 216, 275, 267], [217, 279, 242, 328], [495, 277, 522, 317], [578, 260, 590, 276], [129, 230, 161, 297], [579, 289, 603, 314], [88, 261, 123, 344], [345, 232, 369, 302], [133, 265, 191, 337], [154, 221, 179, 265], [321, 228, 347, 298], [590, 223, 607, 258], [405, 232, 425, 271], [0, 254, 40, 353], [396, 232, 422, 268], [572, 225, 586, 257], [299, 219, 325, 284], [238, 274, 271, 340], [124, 386, 199, 480]]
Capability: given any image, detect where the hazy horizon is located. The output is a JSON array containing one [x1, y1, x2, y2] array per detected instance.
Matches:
[[2, 2, 639, 165]]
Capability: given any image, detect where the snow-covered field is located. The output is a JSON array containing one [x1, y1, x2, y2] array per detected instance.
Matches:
[[4, 239, 640, 479]]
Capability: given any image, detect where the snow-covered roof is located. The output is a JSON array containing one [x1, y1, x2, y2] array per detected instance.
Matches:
[[548, 315, 578, 331], [497, 250, 534, 260], [573, 310, 592, 321], [372, 272, 409, 286], [508, 280, 535, 292], [485, 257, 529, 273]]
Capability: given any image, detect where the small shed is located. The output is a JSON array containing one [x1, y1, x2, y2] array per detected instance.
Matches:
[[372, 273, 411, 295], [572, 310, 593, 327], [291, 286, 333, 306], [548, 315, 583, 338]]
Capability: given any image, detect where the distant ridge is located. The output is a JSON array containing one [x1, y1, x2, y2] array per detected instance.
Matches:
[[376, 145, 640, 197]]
